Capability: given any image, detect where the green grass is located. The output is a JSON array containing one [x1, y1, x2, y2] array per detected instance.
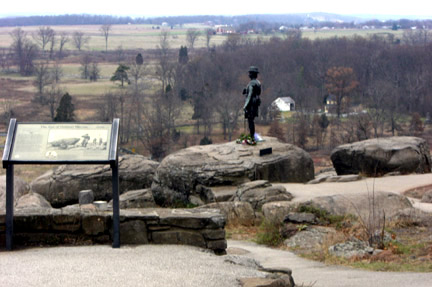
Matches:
[[351, 261, 432, 272], [61, 80, 120, 96], [255, 219, 283, 246]]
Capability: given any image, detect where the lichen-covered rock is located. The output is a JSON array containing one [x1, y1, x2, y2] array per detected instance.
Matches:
[[152, 137, 314, 206], [328, 238, 376, 259], [31, 154, 159, 207], [284, 226, 337, 250], [231, 181, 293, 211], [331, 136, 431, 176], [16, 192, 52, 209]]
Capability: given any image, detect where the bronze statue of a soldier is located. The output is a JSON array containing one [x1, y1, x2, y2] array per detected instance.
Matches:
[[243, 66, 261, 144]]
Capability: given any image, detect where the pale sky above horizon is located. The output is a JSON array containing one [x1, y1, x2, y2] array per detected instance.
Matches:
[[2, 0, 432, 18]]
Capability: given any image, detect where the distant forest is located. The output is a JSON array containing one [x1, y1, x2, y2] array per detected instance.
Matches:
[[1, 14, 432, 29]]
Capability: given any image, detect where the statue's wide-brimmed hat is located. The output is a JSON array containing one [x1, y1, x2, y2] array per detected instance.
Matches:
[[248, 66, 259, 73]]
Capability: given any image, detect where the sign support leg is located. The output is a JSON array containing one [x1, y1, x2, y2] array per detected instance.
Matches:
[[112, 162, 120, 248], [5, 164, 14, 251]]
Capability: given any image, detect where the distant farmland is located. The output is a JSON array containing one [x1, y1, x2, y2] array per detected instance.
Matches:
[[0, 24, 403, 51]]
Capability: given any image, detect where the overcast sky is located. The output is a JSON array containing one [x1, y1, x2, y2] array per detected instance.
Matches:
[[2, 0, 432, 18]]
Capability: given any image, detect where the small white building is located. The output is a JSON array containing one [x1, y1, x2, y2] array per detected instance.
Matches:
[[272, 97, 295, 112]]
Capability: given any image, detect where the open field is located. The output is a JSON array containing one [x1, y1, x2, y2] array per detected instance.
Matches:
[[0, 24, 404, 51], [0, 24, 227, 51]]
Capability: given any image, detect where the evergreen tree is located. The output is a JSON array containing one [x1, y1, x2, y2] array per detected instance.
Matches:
[[135, 53, 144, 65], [178, 46, 188, 64], [54, 93, 75, 122], [110, 64, 130, 87]]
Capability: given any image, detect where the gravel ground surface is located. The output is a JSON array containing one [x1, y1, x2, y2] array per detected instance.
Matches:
[[0, 245, 265, 287]]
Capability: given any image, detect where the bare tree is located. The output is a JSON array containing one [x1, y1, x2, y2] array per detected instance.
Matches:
[[215, 91, 242, 141], [155, 31, 174, 93], [33, 62, 51, 97], [51, 61, 63, 84], [10, 28, 38, 76], [58, 32, 69, 58], [48, 32, 56, 59], [98, 92, 119, 122], [1, 99, 16, 126], [0, 49, 12, 72], [89, 62, 100, 82], [325, 66, 359, 118], [186, 28, 201, 51], [100, 24, 112, 52], [33, 26, 55, 52], [73, 31, 90, 51], [205, 28, 214, 50], [139, 96, 170, 161], [79, 54, 92, 79], [46, 84, 63, 120]]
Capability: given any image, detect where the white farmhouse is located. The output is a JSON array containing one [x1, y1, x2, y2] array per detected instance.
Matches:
[[272, 97, 295, 112]]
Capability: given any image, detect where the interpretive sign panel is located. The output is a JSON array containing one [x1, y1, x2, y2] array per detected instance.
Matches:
[[10, 123, 112, 162], [2, 119, 120, 250]]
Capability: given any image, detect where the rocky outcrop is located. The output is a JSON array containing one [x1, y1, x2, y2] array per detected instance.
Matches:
[[303, 191, 413, 219], [421, 190, 432, 203], [284, 226, 337, 250], [262, 201, 298, 225], [152, 137, 314, 206], [331, 136, 431, 176], [328, 238, 379, 259], [308, 174, 362, 184], [0, 175, 30, 209], [201, 202, 257, 226], [108, 189, 157, 209], [31, 155, 159, 207], [231, 180, 293, 211]]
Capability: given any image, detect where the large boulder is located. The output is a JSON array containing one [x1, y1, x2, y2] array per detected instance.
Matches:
[[0, 175, 30, 210], [16, 192, 52, 209], [303, 191, 413, 220], [31, 154, 159, 207], [331, 136, 431, 176], [152, 137, 314, 206]]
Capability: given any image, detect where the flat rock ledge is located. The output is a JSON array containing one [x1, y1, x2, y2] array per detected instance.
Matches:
[[0, 207, 227, 253]]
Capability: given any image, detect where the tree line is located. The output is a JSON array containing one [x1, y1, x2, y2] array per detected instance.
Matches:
[[2, 24, 432, 159], [2, 13, 432, 30]]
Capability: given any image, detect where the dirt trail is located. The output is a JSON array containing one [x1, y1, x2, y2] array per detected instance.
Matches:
[[229, 240, 432, 287]]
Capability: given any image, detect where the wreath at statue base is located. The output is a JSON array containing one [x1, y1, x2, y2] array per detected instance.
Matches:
[[236, 134, 256, 145]]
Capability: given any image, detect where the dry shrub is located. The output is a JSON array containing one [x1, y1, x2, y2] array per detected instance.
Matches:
[[370, 250, 399, 262]]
